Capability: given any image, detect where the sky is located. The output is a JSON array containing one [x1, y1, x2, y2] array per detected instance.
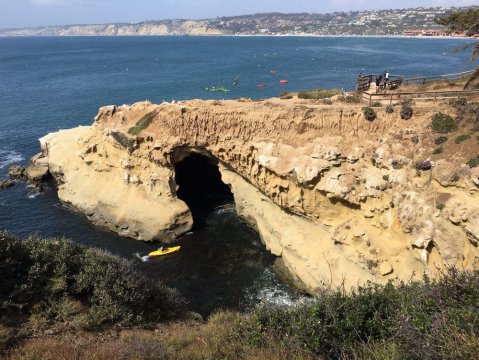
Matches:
[[0, 0, 477, 29]]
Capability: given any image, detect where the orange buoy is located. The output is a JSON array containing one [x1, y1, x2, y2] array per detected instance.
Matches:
[[279, 79, 289, 84], [257, 83, 267, 88]]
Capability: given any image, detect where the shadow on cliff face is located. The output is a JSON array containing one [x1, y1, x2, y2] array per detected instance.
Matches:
[[174, 153, 234, 229]]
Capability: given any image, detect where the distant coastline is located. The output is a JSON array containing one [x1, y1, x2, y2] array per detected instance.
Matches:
[[1, 6, 477, 38], [0, 34, 472, 40]]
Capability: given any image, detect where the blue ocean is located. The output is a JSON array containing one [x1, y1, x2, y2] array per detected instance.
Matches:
[[0, 36, 473, 314]]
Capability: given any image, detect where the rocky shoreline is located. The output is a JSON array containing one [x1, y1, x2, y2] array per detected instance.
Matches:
[[23, 95, 479, 293]]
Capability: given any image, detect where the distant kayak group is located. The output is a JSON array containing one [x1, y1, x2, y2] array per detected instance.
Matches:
[[257, 69, 289, 88], [205, 71, 289, 92], [204, 86, 231, 93], [205, 77, 240, 93]]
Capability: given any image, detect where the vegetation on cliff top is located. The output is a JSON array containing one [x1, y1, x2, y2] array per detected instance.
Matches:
[[363, 106, 377, 121], [128, 111, 157, 135], [0, 231, 185, 331], [2, 230, 479, 359], [432, 112, 458, 133], [297, 88, 342, 100], [246, 271, 479, 359], [400, 104, 414, 120]]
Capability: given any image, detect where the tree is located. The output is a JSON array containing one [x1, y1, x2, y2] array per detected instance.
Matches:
[[435, 8, 479, 88]]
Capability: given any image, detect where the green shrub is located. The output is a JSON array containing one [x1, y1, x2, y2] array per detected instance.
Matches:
[[372, 101, 382, 107], [400, 105, 413, 120], [343, 94, 362, 103], [110, 132, 134, 151], [363, 107, 377, 121], [432, 113, 457, 133], [435, 136, 448, 145], [242, 270, 479, 360], [128, 111, 157, 135], [280, 91, 293, 99], [433, 147, 444, 155], [297, 89, 342, 100], [245, 283, 403, 359], [386, 105, 394, 113], [436, 202, 445, 210], [383, 175, 389, 181], [0, 232, 185, 327], [468, 156, 479, 168], [455, 134, 471, 144]]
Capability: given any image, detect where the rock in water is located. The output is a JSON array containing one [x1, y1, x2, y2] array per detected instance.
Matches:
[[25, 154, 50, 182], [0, 179, 15, 189], [8, 164, 26, 179]]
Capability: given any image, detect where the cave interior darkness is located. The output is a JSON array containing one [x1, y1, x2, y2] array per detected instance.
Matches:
[[174, 152, 234, 228]]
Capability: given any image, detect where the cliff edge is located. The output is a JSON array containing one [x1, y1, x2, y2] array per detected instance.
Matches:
[[33, 96, 479, 292]]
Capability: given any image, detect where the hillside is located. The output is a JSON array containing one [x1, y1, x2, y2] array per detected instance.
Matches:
[[0, 6, 476, 37]]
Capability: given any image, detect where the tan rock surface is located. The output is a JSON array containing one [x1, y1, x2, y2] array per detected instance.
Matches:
[[33, 97, 479, 293]]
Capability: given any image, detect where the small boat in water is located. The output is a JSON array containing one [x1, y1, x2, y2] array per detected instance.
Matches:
[[257, 83, 267, 88], [205, 86, 231, 93], [270, 70, 278, 74], [148, 246, 181, 257], [279, 79, 289, 84]]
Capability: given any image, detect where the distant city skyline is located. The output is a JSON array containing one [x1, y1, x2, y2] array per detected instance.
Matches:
[[0, 0, 477, 29]]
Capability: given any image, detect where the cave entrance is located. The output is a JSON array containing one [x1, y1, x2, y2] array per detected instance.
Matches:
[[174, 152, 234, 229]]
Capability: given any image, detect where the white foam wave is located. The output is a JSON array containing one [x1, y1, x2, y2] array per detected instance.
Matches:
[[214, 203, 235, 214], [245, 268, 311, 308], [255, 287, 299, 307], [0, 149, 24, 169], [134, 252, 151, 262]]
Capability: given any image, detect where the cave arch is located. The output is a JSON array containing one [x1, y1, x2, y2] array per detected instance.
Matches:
[[174, 150, 234, 228]]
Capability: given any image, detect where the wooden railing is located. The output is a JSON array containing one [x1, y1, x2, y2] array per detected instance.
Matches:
[[361, 89, 479, 106], [356, 70, 474, 92], [402, 70, 474, 85], [356, 74, 403, 91], [356, 75, 373, 91]]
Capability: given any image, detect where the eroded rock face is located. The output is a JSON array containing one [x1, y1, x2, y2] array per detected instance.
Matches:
[[33, 99, 479, 293]]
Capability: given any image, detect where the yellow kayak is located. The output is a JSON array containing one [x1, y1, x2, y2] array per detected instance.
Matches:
[[148, 246, 181, 257]]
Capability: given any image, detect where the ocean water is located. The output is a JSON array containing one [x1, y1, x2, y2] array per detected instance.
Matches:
[[0, 36, 473, 315]]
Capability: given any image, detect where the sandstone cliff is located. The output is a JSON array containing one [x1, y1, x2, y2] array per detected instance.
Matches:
[[0, 21, 223, 37], [33, 97, 479, 292]]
